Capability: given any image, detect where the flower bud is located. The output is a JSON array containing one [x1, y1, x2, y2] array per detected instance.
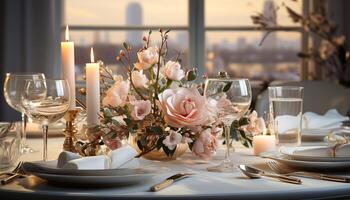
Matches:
[[186, 70, 197, 81]]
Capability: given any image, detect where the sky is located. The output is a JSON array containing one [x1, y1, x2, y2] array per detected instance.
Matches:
[[64, 0, 302, 46]]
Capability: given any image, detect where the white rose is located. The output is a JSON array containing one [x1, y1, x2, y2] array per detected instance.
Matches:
[[102, 75, 129, 107], [164, 61, 185, 81], [131, 70, 148, 88], [163, 130, 182, 150], [134, 46, 159, 70]]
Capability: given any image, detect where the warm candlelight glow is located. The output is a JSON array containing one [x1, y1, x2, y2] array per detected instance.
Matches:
[[90, 47, 95, 63], [65, 25, 69, 41]]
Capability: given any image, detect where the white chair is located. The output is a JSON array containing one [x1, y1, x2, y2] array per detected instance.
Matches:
[[255, 81, 350, 116]]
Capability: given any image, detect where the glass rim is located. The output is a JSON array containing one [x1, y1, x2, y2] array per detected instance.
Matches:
[[205, 78, 250, 82], [268, 86, 304, 91], [24, 79, 67, 82], [6, 72, 45, 76]]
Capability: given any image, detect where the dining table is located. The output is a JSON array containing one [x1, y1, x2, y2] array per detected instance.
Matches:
[[1, 133, 350, 200]]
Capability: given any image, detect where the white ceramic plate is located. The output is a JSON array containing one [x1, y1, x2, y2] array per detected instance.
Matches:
[[31, 171, 156, 186], [280, 146, 350, 162], [261, 151, 350, 171], [23, 160, 161, 186]]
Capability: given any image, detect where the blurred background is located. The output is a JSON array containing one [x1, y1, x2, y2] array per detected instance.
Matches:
[[0, 0, 349, 121]]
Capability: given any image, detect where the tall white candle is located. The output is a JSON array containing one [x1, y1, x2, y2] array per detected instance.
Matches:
[[86, 47, 100, 126], [61, 25, 76, 109]]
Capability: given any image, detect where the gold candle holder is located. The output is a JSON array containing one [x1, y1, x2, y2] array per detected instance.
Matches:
[[63, 108, 80, 152]]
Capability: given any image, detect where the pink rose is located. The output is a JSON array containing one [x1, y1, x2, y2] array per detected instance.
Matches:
[[158, 87, 209, 128], [102, 76, 129, 107], [163, 130, 182, 150], [134, 47, 159, 70], [131, 70, 148, 88], [192, 128, 219, 160], [164, 61, 185, 81], [130, 100, 152, 121], [103, 136, 122, 150], [243, 111, 267, 136]]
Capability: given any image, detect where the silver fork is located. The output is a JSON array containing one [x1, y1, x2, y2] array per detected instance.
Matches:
[[267, 161, 350, 183], [0, 161, 23, 177], [1, 162, 26, 185]]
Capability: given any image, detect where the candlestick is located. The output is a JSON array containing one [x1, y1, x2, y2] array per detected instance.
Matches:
[[61, 25, 76, 109], [252, 135, 276, 156], [86, 47, 100, 127]]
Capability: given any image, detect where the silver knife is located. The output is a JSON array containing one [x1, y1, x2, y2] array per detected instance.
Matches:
[[291, 171, 350, 183], [150, 173, 194, 192]]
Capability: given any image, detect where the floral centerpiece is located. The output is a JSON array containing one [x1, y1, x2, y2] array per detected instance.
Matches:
[[79, 29, 266, 160]]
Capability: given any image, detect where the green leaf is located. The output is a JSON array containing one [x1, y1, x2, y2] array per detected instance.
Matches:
[[103, 108, 113, 118], [223, 82, 233, 92], [111, 118, 120, 126], [230, 128, 239, 141], [239, 117, 249, 126], [122, 42, 128, 49], [156, 137, 164, 150], [149, 126, 163, 135], [186, 70, 197, 81], [148, 29, 152, 35], [162, 145, 177, 157]]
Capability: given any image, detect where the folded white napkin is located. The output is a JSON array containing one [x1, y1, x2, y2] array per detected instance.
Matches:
[[57, 146, 139, 170], [57, 151, 82, 168], [303, 109, 349, 129], [293, 144, 350, 158], [274, 109, 349, 134]]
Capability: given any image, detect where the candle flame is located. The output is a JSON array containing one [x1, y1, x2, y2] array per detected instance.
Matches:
[[90, 47, 95, 63], [65, 25, 69, 41]]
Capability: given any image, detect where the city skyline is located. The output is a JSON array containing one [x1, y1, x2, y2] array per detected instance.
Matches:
[[65, 0, 302, 47]]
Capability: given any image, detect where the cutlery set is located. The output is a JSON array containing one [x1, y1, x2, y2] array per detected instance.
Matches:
[[1, 161, 349, 188]]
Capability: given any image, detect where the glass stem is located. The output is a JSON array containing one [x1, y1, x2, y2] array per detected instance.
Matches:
[[21, 113, 28, 148], [224, 125, 231, 162], [42, 125, 48, 161]]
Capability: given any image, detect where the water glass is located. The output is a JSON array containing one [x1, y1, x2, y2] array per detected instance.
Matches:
[[268, 86, 304, 147], [0, 122, 21, 170]]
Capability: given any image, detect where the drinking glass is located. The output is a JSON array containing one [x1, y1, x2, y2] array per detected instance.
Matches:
[[0, 122, 21, 171], [3, 73, 46, 153], [205, 78, 252, 172], [268, 86, 304, 147], [22, 79, 70, 161]]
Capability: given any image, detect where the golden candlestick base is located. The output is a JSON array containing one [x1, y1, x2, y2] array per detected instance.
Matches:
[[63, 108, 80, 152]]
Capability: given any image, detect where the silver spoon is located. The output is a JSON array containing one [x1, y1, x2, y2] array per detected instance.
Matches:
[[238, 164, 302, 184]]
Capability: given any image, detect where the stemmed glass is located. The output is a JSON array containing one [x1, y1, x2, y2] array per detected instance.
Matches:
[[204, 78, 252, 172], [3, 73, 46, 153], [22, 79, 70, 161]]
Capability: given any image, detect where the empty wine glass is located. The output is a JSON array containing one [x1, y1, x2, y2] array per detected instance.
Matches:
[[22, 79, 70, 161], [3, 73, 45, 153], [204, 78, 252, 172]]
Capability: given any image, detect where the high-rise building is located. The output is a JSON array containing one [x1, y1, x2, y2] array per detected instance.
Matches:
[[261, 0, 278, 50], [126, 2, 143, 46]]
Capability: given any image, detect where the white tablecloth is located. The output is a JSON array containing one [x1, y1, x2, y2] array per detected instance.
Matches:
[[1, 137, 350, 200]]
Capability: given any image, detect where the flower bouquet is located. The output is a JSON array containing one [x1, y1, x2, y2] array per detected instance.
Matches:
[[80, 29, 266, 160]]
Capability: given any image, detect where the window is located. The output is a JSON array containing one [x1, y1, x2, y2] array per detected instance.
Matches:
[[64, 0, 305, 83], [205, 0, 303, 81]]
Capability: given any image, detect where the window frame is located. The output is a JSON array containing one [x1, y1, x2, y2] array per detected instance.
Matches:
[[65, 0, 309, 80]]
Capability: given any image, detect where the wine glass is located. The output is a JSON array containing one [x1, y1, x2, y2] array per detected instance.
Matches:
[[204, 78, 252, 172], [22, 79, 70, 161], [3, 73, 46, 153]]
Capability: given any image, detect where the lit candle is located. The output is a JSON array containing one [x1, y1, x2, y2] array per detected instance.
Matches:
[[86, 47, 100, 126], [61, 25, 76, 109], [252, 135, 276, 156]]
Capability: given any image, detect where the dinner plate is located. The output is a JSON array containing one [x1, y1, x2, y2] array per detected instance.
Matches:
[[23, 160, 158, 176], [31, 172, 156, 186], [23, 160, 161, 186], [280, 146, 350, 162], [261, 151, 350, 171]]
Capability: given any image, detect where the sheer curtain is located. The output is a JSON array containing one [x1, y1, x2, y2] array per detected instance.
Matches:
[[0, 0, 62, 121]]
